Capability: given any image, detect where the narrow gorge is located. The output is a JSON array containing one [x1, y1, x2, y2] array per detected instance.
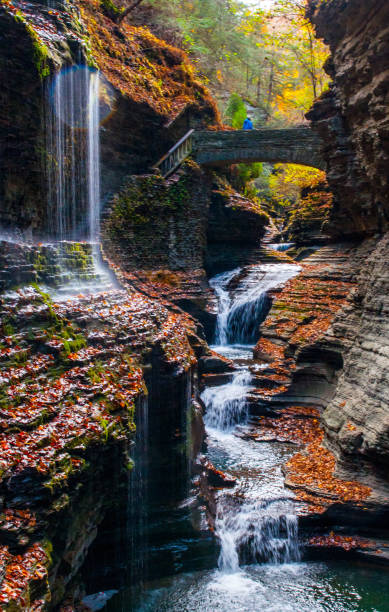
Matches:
[[0, 0, 389, 610]]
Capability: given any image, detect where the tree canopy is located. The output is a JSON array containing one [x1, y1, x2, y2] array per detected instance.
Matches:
[[137, 0, 329, 126]]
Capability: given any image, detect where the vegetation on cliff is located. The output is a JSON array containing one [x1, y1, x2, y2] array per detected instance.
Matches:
[[79, 0, 220, 122]]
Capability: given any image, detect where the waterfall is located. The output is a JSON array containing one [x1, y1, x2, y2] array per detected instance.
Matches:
[[227, 292, 271, 344], [203, 263, 302, 573], [128, 397, 149, 587], [47, 66, 89, 240], [268, 243, 294, 252], [210, 268, 240, 345], [87, 70, 101, 246], [202, 369, 251, 431], [217, 498, 300, 572], [211, 264, 301, 346], [45, 66, 117, 294], [47, 65, 101, 244]]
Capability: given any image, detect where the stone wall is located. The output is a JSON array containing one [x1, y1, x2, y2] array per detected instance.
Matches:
[[102, 161, 211, 273]]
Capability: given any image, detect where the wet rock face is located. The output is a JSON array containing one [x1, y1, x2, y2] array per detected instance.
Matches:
[[0, 240, 100, 291], [0, 240, 204, 609], [307, 0, 389, 237]]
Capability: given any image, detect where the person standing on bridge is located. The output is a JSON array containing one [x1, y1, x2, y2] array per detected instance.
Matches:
[[243, 116, 253, 130]]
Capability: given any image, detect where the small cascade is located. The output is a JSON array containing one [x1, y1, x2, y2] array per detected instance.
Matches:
[[203, 262, 302, 576], [211, 264, 300, 346], [201, 369, 252, 431], [227, 292, 271, 344], [268, 242, 295, 252], [210, 268, 240, 345], [217, 498, 300, 572]]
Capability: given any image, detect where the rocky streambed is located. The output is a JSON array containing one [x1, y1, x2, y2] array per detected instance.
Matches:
[[102, 245, 389, 611]]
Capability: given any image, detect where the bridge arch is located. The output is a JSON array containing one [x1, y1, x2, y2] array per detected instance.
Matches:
[[192, 127, 325, 171]]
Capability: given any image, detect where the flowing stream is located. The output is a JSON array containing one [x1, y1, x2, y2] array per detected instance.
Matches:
[[106, 261, 389, 611], [205, 264, 301, 575]]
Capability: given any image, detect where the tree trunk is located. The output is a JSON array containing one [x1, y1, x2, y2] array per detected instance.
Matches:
[[116, 0, 145, 23]]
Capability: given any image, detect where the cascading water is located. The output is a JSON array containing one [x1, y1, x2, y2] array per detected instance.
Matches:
[[46, 65, 115, 295], [202, 262, 302, 575], [211, 264, 300, 345], [210, 268, 240, 345], [87, 69, 101, 247], [217, 498, 300, 573], [202, 369, 252, 431]]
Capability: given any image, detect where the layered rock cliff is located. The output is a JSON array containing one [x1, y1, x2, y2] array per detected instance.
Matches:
[[0, 241, 208, 609], [305, 0, 389, 468], [307, 0, 389, 238]]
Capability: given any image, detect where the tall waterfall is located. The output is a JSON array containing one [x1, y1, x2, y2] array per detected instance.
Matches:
[[47, 66, 101, 244], [203, 263, 301, 573], [87, 70, 101, 246]]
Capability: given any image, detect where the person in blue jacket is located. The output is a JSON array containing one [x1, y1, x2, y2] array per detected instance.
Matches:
[[243, 117, 254, 130]]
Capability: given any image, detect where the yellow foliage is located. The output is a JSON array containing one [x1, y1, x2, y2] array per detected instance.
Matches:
[[269, 164, 326, 204]]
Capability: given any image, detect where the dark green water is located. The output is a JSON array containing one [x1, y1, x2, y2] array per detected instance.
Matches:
[[106, 560, 389, 611]]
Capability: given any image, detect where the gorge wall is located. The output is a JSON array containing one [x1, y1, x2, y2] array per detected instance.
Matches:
[[307, 0, 389, 238], [307, 0, 389, 467]]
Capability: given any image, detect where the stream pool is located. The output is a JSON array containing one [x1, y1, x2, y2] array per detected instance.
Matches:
[[114, 561, 389, 612]]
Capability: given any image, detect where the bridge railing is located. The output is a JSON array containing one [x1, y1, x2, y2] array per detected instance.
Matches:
[[153, 129, 194, 178]]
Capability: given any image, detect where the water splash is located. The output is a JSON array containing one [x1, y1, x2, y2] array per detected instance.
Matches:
[[201, 369, 252, 431], [217, 498, 300, 572]]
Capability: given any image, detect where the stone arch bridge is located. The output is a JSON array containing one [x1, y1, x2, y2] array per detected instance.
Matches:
[[155, 127, 325, 177]]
